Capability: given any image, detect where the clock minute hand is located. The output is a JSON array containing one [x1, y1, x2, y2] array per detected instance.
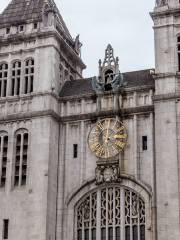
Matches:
[[105, 120, 110, 143], [114, 134, 127, 139]]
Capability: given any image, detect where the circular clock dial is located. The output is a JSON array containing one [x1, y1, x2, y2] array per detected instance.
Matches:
[[88, 118, 127, 159]]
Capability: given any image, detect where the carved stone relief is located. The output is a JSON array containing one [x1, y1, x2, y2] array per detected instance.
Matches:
[[95, 164, 121, 185]]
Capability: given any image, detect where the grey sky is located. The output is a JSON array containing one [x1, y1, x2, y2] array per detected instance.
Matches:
[[0, 0, 155, 77]]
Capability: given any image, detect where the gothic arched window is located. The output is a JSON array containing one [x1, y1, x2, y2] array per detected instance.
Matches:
[[0, 132, 8, 188], [14, 129, 29, 187], [0, 63, 8, 98], [77, 187, 145, 240], [11, 61, 21, 96], [104, 69, 114, 84], [24, 58, 34, 94]]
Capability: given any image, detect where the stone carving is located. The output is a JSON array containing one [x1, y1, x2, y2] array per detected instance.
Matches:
[[156, 0, 168, 7], [92, 44, 126, 93], [92, 72, 125, 93], [74, 35, 82, 55], [95, 165, 120, 185]]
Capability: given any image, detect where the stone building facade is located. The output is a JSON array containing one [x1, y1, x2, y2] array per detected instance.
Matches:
[[0, 0, 179, 240]]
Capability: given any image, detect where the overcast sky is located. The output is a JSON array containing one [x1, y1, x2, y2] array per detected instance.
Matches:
[[0, 0, 155, 77]]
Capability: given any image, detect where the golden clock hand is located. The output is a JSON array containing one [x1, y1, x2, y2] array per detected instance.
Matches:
[[105, 119, 110, 143], [114, 134, 127, 139]]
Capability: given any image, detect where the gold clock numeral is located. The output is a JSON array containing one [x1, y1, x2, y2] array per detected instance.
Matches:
[[91, 142, 101, 151], [118, 126, 125, 131], [97, 121, 105, 131], [96, 146, 105, 157], [89, 136, 99, 143], [91, 142, 105, 157], [115, 141, 125, 149]]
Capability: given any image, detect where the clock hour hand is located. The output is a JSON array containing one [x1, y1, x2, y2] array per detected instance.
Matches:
[[113, 134, 127, 139]]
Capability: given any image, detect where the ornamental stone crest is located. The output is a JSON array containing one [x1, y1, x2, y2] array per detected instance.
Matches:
[[92, 44, 126, 93], [95, 164, 121, 185]]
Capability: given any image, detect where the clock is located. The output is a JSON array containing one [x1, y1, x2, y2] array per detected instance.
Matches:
[[88, 118, 127, 159]]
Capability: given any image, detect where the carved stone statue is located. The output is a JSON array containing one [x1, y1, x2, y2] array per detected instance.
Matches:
[[95, 167, 104, 184], [74, 35, 82, 55]]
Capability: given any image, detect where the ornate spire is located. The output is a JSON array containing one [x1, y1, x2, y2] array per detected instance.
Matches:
[[92, 45, 125, 93], [99, 44, 120, 85], [103, 44, 116, 68]]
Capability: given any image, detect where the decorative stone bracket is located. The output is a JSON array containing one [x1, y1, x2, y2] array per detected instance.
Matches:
[[95, 164, 121, 185]]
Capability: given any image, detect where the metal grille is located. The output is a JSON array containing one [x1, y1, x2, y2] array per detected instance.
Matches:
[[77, 187, 145, 240]]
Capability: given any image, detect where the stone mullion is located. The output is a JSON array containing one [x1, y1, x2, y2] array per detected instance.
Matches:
[[27, 74, 31, 94], [14, 69, 18, 95], [1, 78, 4, 97], [80, 121, 85, 183], [106, 189, 108, 240], [96, 190, 101, 240], [89, 194, 92, 240], [18, 134, 24, 186], [133, 114, 139, 180], [130, 191, 133, 240], [113, 188, 116, 240], [138, 198, 140, 240], [0, 136, 4, 186], [120, 188, 125, 240]]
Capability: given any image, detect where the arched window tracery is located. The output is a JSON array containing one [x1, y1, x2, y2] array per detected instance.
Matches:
[[77, 186, 145, 240]]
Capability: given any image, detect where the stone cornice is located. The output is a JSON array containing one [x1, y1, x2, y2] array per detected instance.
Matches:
[[154, 92, 180, 102], [150, 7, 180, 19], [0, 29, 86, 70], [0, 106, 154, 124], [0, 110, 61, 124], [152, 72, 180, 79], [61, 105, 154, 122]]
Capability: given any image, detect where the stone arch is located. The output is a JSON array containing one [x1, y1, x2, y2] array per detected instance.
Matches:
[[65, 177, 152, 240]]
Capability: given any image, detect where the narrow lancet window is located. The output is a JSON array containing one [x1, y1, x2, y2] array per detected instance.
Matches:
[[14, 130, 29, 187], [3, 219, 9, 239], [0, 133, 8, 188], [11, 61, 21, 96], [24, 59, 34, 94], [0, 63, 8, 98]]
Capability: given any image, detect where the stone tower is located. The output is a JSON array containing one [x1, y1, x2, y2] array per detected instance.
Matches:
[[151, 0, 180, 239], [0, 0, 85, 240]]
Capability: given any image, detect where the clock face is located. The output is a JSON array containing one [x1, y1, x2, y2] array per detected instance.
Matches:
[[88, 118, 127, 159]]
